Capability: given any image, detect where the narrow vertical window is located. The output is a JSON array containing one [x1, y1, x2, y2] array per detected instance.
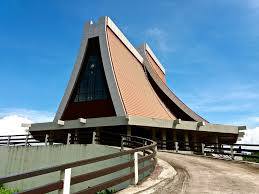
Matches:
[[72, 37, 109, 102]]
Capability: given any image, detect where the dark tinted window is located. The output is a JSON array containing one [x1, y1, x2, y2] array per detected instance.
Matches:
[[73, 37, 109, 102]]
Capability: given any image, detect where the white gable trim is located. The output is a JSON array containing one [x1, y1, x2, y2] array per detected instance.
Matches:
[[144, 43, 166, 74], [98, 16, 126, 116], [54, 21, 92, 121], [54, 17, 126, 121], [106, 17, 144, 64]]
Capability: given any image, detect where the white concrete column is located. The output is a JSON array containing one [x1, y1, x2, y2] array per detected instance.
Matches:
[[162, 129, 167, 150], [134, 152, 139, 185], [152, 128, 156, 141], [175, 142, 179, 152], [230, 145, 234, 160], [74, 129, 79, 144], [95, 127, 100, 144], [201, 143, 205, 155], [173, 130, 177, 142], [120, 137, 125, 151], [193, 133, 197, 151], [49, 132, 54, 145], [215, 135, 219, 152], [24, 134, 29, 147], [215, 136, 219, 144], [66, 133, 71, 145], [92, 131, 96, 144], [127, 126, 131, 136], [44, 134, 49, 146], [7, 136, 11, 146], [184, 132, 190, 150]]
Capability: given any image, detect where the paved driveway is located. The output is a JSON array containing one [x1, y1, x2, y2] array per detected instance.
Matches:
[[155, 152, 259, 194]]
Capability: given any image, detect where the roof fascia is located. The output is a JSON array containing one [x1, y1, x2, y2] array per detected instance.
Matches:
[[137, 44, 208, 123], [106, 17, 144, 64], [54, 21, 93, 121], [97, 16, 126, 117], [54, 17, 127, 121], [143, 43, 166, 74], [29, 116, 240, 134]]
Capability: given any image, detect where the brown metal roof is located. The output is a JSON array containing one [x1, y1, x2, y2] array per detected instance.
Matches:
[[139, 44, 208, 123], [107, 27, 175, 120], [146, 52, 166, 83]]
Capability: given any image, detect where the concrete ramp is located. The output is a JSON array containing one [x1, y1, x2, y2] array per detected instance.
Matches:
[[157, 152, 259, 194]]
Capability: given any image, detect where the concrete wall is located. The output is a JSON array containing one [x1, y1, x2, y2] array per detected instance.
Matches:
[[0, 144, 132, 193]]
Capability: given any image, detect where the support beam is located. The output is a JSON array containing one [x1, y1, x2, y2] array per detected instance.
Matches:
[[29, 116, 241, 135], [193, 133, 197, 151], [127, 126, 131, 136], [173, 130, 177, 142], [120, 137, 124, 151], [25, 134, 29, 147], [57, 120, 65, 126], [174, 119, 181, 125], [152, 128, 156, 141], [79, 118, 86, 124], [201, 143, 205, 155], [7, 136, 11, 146], [48, 132, 54, 145], [44, 134, 49, 146], [184, 132, 190, 150], [95, 127, 100, 144], [162, 129, 167, 150], [215, 135, 219, 152], [67, 133, 71, 145], [230, 145, 234, 160], [74, 129, 79, 144], [92, 131, 96, 144], [175, 142, 179, 152]]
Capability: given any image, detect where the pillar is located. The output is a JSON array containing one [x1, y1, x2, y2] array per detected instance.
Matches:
[[152, 128, 156, 141], [184, 132, 190, 150], [49, 132, 54, 145], [74, 129, 79, 144], [127, 126, 131, 136], [193, 133, 197, 151], [161, 129, 167, 150], [92, 131, 96, 144], [173, 130, 177, 142], [215, 135, 219, 152], [95, 127, 100, 144]]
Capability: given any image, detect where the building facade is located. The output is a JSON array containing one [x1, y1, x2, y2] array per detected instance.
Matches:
[[28, 16, 245, 149]]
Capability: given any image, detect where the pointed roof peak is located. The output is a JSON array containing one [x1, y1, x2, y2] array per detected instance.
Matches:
[[139, 43, 166, 74]]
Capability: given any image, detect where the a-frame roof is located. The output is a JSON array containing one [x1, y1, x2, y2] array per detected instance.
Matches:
[[54, 16, 206, 123]]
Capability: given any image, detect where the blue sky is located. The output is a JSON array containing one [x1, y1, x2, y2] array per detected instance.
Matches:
[[1, 0, 259, 131]]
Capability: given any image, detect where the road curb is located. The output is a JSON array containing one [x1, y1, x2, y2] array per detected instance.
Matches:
[[117, 158, 176, 194]]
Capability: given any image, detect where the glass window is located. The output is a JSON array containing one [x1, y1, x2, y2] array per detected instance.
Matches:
[[72, 38, 109, 102]]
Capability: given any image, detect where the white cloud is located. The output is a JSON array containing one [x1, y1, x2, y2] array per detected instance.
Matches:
[[247, 0, 259, 10], [146, 27, 175, 53], [228, 116, 259, 129], [0, 108, 54, 136], [239, 127, 259, 144], [182, 83, 259, 114], [0, 115, 32, 135]]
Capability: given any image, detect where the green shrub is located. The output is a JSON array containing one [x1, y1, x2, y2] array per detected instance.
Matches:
[[0, 184, 19, 194], [97, 188, 116, 194], [243, 152, 259, 163]]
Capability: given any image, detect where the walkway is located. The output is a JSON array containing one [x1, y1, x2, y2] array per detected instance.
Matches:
[[155, 152, 259, 194]]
